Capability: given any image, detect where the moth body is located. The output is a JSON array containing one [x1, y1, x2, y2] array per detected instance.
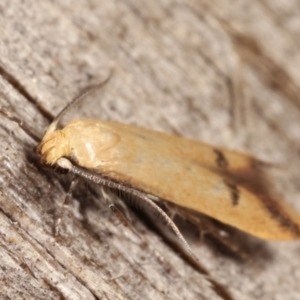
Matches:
[[36, 118, 300, 240]]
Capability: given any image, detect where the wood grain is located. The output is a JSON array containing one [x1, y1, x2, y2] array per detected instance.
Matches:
[[1, 1, 300, 299]]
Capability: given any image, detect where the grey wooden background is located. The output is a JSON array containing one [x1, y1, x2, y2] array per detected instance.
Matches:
[[1, 0, 300, 299]]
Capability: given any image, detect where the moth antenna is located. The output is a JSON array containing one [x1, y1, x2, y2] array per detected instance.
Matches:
[[45, 69, 114, 135], [56, 157, 198, 262]]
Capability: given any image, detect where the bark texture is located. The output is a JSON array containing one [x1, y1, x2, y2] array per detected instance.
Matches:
[[1, 1, 300, 299]]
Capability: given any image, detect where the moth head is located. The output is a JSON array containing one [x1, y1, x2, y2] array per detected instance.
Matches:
[[36, 72, 113, 168], [35, 130, 70, 166]]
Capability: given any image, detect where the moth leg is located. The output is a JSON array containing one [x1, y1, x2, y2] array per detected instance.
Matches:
[[162, 203, 211, 243], [99, 187, 142, 238], [54, 175, 80, 236], [100, 187, 131, 219]]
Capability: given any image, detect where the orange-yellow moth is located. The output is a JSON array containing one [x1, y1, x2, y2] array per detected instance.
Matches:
[[36, 77, 300, 247]]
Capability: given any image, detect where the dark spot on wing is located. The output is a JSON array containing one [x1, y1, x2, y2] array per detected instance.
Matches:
[[224, 181, 240, 206], [224, 164, 300, 237], [202, 153, 300, 237], [214, 149, 229, 169]]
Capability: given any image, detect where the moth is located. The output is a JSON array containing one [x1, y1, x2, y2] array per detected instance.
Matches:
[[36, 76, 300, 257]]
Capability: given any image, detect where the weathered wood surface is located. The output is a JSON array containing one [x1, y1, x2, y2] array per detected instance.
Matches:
[[1, 1, 300, 299]]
